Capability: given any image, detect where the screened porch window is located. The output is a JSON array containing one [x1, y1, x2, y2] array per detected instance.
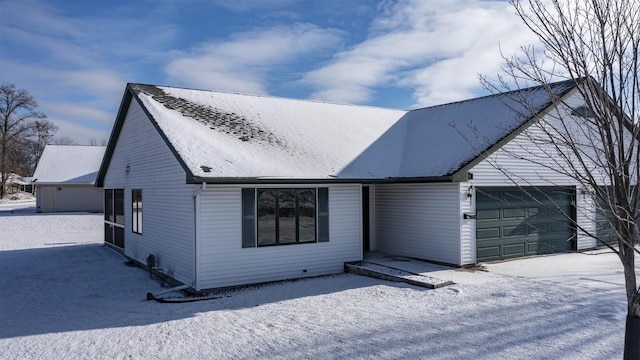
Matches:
[[104, 189, 125, 249]]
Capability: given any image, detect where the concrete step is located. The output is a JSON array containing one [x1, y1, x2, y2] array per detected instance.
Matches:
[[345, 261, 453, 289]]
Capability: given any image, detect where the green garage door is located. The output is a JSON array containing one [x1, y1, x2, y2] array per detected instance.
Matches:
[[476, 187, 575, 262], [594, 187, 619, 248], [595, 206, 617, 247]]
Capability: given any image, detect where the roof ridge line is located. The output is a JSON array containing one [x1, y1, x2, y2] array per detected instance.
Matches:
[[128, 83, 408, 112], [409, 78, 578, 112]]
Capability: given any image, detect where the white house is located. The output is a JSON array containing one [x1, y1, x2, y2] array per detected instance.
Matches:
[[5, 173, 31, 194], [97, 80, 603, 291], [33, 145, 106, 213]]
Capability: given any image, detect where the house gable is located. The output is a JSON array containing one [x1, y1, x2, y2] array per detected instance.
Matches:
[[97, 85, 194, 187], [101, 96, 196, 285]]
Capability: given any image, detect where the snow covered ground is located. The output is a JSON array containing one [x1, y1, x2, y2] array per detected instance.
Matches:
[[0, 199, 629, 359]]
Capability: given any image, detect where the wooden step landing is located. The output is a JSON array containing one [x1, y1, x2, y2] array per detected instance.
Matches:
[[345, 261, 454, 289]]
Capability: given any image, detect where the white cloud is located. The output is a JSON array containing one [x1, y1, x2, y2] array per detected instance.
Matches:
[[302, 0, 540, 107], [165, 23, 344, 93], [60, 70, 126, 98], [43, 102, 115, 127]]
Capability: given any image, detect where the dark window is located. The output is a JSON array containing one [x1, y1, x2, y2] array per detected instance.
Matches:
[[278, 189, 297, 244], [244, 188, 328, 247], [242, 188, 256, 248], [114, 226, 125, 248], [114, 189, 124, 225], [257, 190, 277, 245], [105, 189, 113, 222], [317, 188, 329, 242], [132, 189, 142, 234], [298, 189, 316, 243], [105, 223, 114, 245], [104, 188, 125, 249]]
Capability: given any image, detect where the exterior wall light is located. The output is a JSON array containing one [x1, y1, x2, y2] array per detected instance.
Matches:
[[580, 186, 593, 199]]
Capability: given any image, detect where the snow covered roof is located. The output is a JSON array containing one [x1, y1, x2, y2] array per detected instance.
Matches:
[[6, 173, 28, 185], [342, 80, 578, 178], [98, 80, 577, 184], [33, 145, 106, 185]]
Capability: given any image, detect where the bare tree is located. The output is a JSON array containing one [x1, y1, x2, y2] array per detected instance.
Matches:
[[480, 0, 639, 357], [0, 84, 47, 198], [52, 136, 77, 145], [32, 120, 58, 164], [88, 138, 107, 146], [15, 119, 59, 176]]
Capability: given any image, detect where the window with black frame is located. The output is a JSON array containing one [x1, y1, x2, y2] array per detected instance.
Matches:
[[242, 188, 328, 248], [132, 189, 142, 234]]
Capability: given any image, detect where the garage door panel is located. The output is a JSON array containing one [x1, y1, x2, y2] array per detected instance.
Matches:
[[476, 187, 574, 262], [549, 221, 571, 233], [503, 208, 525, 219], [548, 238, 572, 250], [477, 227, 500, 239], [477, 246, 501, 260], [527, 223, 547, 234], [503, 225, 525, 237], [477, 209, 500, 220], [503, 243, 525, 256]]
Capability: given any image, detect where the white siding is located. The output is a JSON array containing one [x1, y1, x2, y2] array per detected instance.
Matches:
[[375, 183, 462, 265], [35, 185, 103, 213], [470, 121, 579, 187], [368, 185, 376, 251], [576, 191, 597, 249], [470, 92, 602, 187], [196, 184, 362, 290], [103, 100, 195, 286], [459, 182, 476, 265]]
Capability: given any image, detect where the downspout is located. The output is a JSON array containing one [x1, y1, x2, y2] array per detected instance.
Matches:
[[193, 182, 206, 291]]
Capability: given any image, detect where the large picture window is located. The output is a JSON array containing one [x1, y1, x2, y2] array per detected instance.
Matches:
[[104, 189, 125, 249], [132, 189, 142, 234], [242, 187, 329, 248]]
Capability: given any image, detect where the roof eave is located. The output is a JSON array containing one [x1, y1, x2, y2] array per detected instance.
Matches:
[[33, 182, 97, 186], [188, 175, 455, 185]]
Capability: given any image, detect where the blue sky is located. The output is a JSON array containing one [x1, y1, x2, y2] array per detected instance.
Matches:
[[0, 0, 539, 143]]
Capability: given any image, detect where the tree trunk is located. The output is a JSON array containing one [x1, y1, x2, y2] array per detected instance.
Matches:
[[621, 240, 640, 359], [625, 314, 640, 359]]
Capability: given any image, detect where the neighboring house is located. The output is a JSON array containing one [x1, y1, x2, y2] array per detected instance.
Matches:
[[33, 145, 106, 213], [97, 80, 602, 291], [5, 173, 31, 194]]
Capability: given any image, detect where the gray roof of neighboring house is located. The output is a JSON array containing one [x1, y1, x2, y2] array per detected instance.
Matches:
[[33, 145, 106, 185], [97, 79, 578, 185]]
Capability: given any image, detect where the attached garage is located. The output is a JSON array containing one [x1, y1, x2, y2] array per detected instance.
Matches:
[[475, 187, 576, 262]]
